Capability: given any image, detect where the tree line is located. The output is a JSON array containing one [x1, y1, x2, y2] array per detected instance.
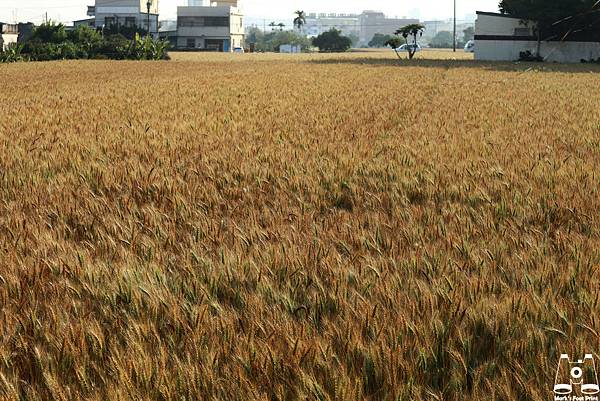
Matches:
[[0, 22, 169, 63]]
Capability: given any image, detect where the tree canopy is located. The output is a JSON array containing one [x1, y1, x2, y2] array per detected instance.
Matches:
[[392, 24, 425, 59], [293, 11, 306, 31], [499, 0, 600, 41], [245, 27, 311, 52], [430, 31, 455, 48], [312, 29, 352, 52], [463, 26, 475, 42], [368, 33, 394, 48]]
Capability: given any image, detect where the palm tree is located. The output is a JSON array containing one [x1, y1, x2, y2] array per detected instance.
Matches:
[[277, 22, 286, 31], [269, 21, 277, 31], [293, 10, 306, 33]]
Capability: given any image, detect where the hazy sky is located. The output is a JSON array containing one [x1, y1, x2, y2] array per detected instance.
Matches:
[[0, 0, 500, 25]]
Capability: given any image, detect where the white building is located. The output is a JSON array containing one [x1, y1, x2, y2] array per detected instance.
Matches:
[[77, 0, 159, 36], [475, 11, 600, 63], [304, 13, 360, 39], [0, 23, 19, 50], [169, 2, 243, 51]]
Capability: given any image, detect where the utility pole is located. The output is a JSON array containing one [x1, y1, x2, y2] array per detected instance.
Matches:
[[146, 0, 151, 37], [453, 0, 456, 52], [45, 12, 48, 24]]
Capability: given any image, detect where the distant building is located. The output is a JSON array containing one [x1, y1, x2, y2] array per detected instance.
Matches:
[[304, 10, 418, 46], [163, 2, 243, 51], [422, 20, 448, 38], [474, 11, 600, 63], [280, 44, 301, 53], [0, 23, 19, 50], [78, 0, 159, 36], [304, 13, 360, 39], [358, 11, 418, 46]]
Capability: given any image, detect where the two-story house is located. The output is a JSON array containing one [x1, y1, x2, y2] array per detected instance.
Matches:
[[76, 0, 159, 37], [169, 1, 244, 51]]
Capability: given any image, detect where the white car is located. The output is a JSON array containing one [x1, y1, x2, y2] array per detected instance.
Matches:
[[395, 44, 422, 53], [233, 47, 245, 53], [464, 40, 475, 53]]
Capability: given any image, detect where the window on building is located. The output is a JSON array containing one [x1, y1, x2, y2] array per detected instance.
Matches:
[[187, 38, 196, 48], [205, 17, 229, 26], [178, 17, 198, 27], [178, 16, 229, 27], [124, 17, 136, 28], [105, 17, 116, 27]]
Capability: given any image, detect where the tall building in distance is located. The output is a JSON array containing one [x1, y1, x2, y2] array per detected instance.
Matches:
[[304, 10, 419, 46], [304, 13, 360, 40], [358, 11, 419, 46]]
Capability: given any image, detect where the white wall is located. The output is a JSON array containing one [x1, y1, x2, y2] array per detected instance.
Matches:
[[475, 40, 600, 63], [0, 33, 18, 50], [475, 13, 527, 36]]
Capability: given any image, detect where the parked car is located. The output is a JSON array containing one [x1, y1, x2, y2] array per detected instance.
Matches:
[[464, 40, 475, 53], [395, 44, 422, 53], [233, 47, 245, 53]]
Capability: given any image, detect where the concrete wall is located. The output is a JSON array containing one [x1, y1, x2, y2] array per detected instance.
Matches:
[[475, 39, 600, 63]]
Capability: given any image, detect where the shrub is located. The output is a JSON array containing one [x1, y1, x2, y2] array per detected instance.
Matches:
[[519, 50, 544, 62], [0, 43, 25, 63]]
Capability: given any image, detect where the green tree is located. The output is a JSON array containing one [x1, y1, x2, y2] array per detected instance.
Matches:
[[384, 37, 404, 59], [347, 33, 360, 47], [498, 0, 600, 56], [103, 24, 148, 40], [312, 28, 352, 52], [368, 33, 394, 48], [246, 27, 312, 52], [30, 22, 68, 44], [463, 26, 474, 42], [393, 23, 425, 59], [68, 25, 103, 55], [430, 31, 454, 48]]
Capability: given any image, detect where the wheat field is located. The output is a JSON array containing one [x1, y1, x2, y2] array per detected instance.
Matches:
[[0, 50, 599, 401]]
